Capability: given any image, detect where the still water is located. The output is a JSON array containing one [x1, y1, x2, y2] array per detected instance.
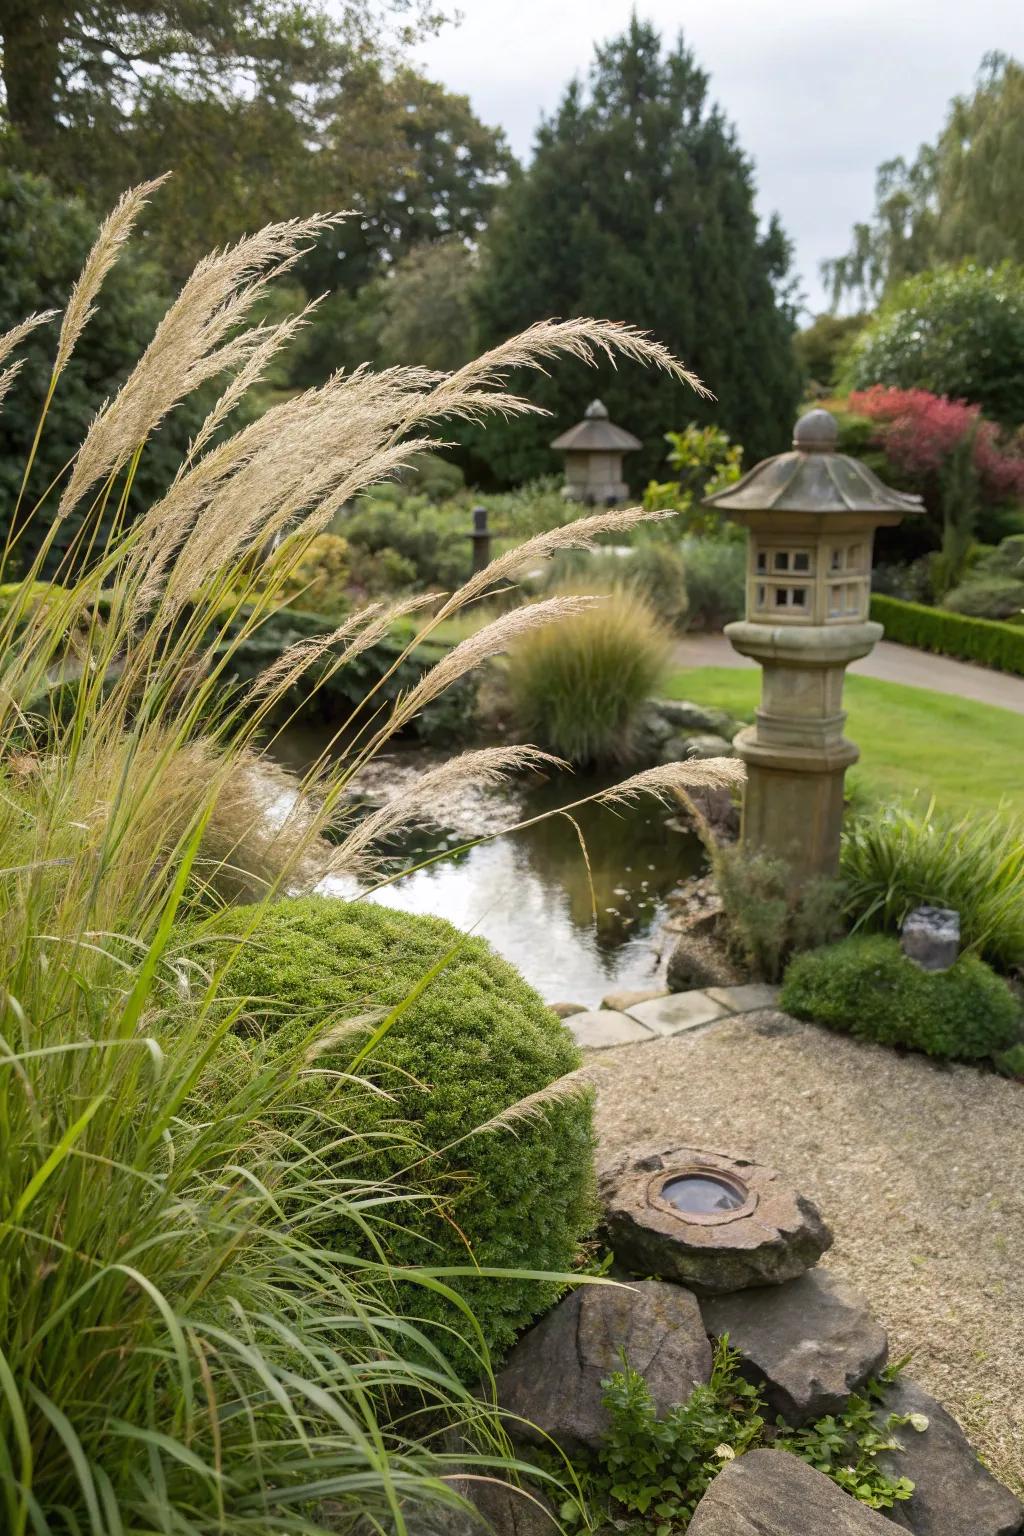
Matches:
[[273, 728, 706, 1008]]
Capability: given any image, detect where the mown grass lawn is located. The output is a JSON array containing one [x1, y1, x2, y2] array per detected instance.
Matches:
[[663, 666, 1024, 818]]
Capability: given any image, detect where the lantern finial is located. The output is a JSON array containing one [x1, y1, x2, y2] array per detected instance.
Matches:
[[793, 408, 838, 452]]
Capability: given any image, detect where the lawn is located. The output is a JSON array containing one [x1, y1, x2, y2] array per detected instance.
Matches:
[[663, 667, 1024, 817]]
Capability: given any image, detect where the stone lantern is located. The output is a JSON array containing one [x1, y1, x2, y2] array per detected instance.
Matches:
[[551, 398, 641, 504], [702, 408, 923, 880]]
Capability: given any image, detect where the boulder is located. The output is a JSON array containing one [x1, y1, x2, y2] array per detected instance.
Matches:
[[687, 1449, 895, 1534], [666, 933, 741, 992], [701, 1270, 888, 1424], [899, 907, 960, 973], [403, 1480, 557, 1536], [659, 732, 734, 763], [548, 1001, 587, 1018], [655, 698, 736, 736], [598, 1144, 832, 1295], [494, 1281, 711, 1454], [874, 1378, 1024, 1536]]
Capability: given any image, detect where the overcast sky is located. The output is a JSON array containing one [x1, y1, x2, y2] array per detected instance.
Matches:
[[414, 0, 1024, 316]]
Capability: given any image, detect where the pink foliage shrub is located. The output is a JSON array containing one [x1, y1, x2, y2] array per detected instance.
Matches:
[[848, 386, 1024, 503]]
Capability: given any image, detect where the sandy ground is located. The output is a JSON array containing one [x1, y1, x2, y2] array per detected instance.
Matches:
[[589, 1011, 1024, 1496]]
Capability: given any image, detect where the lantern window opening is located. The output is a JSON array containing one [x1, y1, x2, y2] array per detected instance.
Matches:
[[772, 585, 808, 609]]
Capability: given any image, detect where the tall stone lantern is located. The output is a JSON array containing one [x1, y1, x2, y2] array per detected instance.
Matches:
[[702, 408, 922, 880], [551, 399, 641, 504]]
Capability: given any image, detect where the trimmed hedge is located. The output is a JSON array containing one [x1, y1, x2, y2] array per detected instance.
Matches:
[[870, 593, 1024, 675], [781, 935, 1022, 1062], [195, 897, 597, 1375]]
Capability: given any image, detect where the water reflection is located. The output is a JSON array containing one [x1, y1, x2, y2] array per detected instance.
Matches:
[[273, 731, 706, 1007]]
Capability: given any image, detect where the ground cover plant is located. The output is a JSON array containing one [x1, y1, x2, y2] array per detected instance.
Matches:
[[189, 897, 597, 1376], [555, 1344, 918, 1533], [0, 178, 746, 1530], [780, 935, 1022, 1062], [663, 666, 1024, 815]]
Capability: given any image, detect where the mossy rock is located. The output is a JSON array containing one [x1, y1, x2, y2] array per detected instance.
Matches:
[[191, 896, 597, 1374]]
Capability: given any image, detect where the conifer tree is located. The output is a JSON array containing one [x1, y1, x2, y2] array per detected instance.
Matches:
[[470, 17, 800, 485]]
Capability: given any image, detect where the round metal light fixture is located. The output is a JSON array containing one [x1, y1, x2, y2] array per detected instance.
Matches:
[[648, 1163, 757, 1228]]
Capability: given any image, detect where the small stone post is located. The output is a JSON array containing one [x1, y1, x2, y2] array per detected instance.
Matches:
[[702, 409, 923, 883], [469, 505, 492, 576]]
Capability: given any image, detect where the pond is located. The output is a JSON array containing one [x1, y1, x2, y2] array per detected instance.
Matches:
[[272, 726, 706, 1008]]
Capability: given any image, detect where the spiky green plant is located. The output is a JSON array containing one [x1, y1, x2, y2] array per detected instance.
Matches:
[[0, 181, 736, 1531], [841, 800, 1024, 972]]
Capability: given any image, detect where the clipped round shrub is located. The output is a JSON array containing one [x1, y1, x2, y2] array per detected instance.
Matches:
[[941, 576, 1024, 621], [780, 935, 1022, 1062], [505, 586, 671, 765], [198, 896, 596, 1372]]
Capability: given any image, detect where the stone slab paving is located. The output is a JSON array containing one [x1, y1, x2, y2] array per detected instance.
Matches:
[[706, 983, 782, 1012], [625, 990, 731, 1036], [566, 985, 782, 1050], [566, 1009, 655, 1050]]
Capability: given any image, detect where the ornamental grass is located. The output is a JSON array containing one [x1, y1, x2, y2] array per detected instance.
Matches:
[[0, 179, 739, 1531]]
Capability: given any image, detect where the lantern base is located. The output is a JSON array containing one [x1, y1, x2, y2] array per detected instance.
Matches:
[[734, 727, 857, 878]]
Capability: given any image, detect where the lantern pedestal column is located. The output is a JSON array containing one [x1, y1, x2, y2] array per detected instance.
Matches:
[[723, 618, 882, 878]]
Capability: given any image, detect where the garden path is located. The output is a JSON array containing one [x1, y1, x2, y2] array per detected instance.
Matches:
[[587, 1011, 1024, 1499], [675, 632, 1024, 715]]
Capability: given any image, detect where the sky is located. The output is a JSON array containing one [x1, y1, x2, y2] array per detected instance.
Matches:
[[414, 0, 1024, 315]]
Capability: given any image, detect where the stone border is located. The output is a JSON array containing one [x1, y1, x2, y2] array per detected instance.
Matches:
[[566, 984, 780, 1050]]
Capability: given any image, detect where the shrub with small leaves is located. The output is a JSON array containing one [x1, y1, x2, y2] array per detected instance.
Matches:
[[781, 935, 1022, 1062], [558, 1343, 917, 1534]]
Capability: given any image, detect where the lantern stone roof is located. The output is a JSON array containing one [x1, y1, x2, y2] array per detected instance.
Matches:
[[703, 408, 924, 518], [550, 398, 642, 454]]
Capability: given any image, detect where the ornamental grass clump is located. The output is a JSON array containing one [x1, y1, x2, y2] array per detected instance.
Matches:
[[841, 801, 1024, 973], [504, 585, 672, 765], [0, 177, 736, 1529]]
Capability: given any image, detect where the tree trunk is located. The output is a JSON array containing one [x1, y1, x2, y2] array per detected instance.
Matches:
[[0, 0, 68, 150]]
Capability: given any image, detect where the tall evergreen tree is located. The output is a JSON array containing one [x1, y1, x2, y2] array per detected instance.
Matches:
[[469, 17, 800, 486]]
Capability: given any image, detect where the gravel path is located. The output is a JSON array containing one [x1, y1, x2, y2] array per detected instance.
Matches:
[[676, 632, 1024, 715], [590, 1011, 1024, 1495]]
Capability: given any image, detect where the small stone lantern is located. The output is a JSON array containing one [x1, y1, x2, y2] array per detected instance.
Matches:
[[551, 398, 641, 504], [702, 408, 923, 880]]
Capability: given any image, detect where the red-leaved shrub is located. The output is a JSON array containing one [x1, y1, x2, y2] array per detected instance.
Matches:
[[848, 387, 1024, 503]]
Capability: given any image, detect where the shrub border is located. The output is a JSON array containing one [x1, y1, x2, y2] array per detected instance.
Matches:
[[871, 593, 1024, 677]]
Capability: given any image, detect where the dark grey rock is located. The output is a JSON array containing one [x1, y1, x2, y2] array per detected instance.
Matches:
[[667, 933, 741, 993], [599, 1144, 832, 1295], [659, 731, 735, 764], [655, 698, 736, 736], [701, 1270, 888, 1424], [681, 733, 736, 760], [687, 1449, 895, 1534], [900, 906, 960, 972], [402, 1481, 557, 1536], [874, 1378, 1024, 1536], [494, 1281, 711, 1454]]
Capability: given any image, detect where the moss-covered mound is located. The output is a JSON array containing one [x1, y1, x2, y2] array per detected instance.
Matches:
[[781, 935, 1022, 1062], [197, 896, 596, 1373]]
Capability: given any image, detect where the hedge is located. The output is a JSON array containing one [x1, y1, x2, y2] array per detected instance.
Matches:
[[870, 593, 1024, 676]]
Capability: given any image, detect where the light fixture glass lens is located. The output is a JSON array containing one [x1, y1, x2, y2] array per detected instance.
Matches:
[[661, 1173, 745, 1215]]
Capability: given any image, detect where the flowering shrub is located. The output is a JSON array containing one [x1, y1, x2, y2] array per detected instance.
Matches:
[[848, 386, 1024, 504]]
